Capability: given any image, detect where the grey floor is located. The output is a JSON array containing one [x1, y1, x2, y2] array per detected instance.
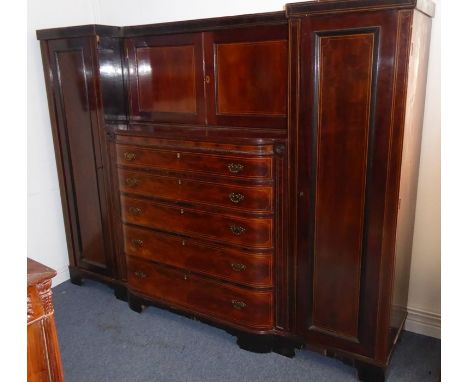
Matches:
[[53, 280, 440, 382]]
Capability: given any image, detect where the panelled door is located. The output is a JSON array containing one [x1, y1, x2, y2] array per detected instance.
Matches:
[[204, 24, 288, 129], [125, 25, 289, 129], [126, 33, 206, 124], [46, 37, 113, 276], [294, 11, 402, 356]]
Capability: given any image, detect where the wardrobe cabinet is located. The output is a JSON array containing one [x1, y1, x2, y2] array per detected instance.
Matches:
[[37, 1, 435, 380], [39, 34, 119, 283]]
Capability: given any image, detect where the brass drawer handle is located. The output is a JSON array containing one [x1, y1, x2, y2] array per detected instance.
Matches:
[[229, 224, 246, 236], [231, 299, 246, 310], [229, 192, 245, 204], [125, 177, 139, 187], [227, 163, 244, 174], [231, 263, 246, 272], [134, 271, 146, 279], [131, 239, 144, 247], [128, 207, 142, 215], [124, 152, 136, 161]]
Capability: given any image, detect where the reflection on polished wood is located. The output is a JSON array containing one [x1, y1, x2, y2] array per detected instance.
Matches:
[[136, 45, 197, 113]]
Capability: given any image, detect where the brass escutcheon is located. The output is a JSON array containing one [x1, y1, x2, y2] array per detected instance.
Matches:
[[227, 163, 244, 174], [128, 207, 141, 215], [124, 152, 136, 161], [134, 271, 146, 279], [231, 299, 246, 310], [131, 239, 143, 247], [231, 263, 246, 272], [125, 177, 139, 187], [229, 192, 245, 204], [229, 225, 246, 236]]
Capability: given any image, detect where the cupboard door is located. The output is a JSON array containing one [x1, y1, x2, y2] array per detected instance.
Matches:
[[126, 33, 206, 124], [205, 25, 288, 129], [45, 37, 113, 276], [294, 12, 401, 355]]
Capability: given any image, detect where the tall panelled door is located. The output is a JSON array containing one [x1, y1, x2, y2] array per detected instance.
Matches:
[[40, 37, 114, 277], [294, 9, 413, 356]]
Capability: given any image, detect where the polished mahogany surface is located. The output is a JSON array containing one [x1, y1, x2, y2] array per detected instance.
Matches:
[[121, 196, 273, 249], [124, 225, 273, 288], [312, 32, 375, 340], [127, 33, 205, 123], [127, 256, 274, 330], [292, 7, 418, 362], [205, 25, 288, 129], [137, 45, 197, 113], [44, 37, 113, 275], [116, 143, 273, 179], [216, 41, 287, 115], [118, 169, 274, 213], [27, 259, 64, 382], [37, 2, 434, 380]]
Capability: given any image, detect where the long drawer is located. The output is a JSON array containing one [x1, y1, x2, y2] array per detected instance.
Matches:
[[121, 196, 273, 249], [116, 144, 273, 179], [127, 256, 273, 330], [123, 225, 273, 288], [118, 169, 273, 213]]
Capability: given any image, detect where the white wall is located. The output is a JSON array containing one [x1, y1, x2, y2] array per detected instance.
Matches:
[[28, 0, 441, 336], [404, 1, 441, 338]]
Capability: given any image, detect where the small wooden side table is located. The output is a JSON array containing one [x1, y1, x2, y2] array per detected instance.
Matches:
[[27, 258, 64, 381]]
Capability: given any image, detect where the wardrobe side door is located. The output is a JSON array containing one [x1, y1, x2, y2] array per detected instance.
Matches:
[[46, 37, 112, 275], [294, 11, 401, 356], [205, 25, 288, 129], [126, 33, 206, 124]]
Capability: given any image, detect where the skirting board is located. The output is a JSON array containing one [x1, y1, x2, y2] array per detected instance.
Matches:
[[404, 306, 441, 339]]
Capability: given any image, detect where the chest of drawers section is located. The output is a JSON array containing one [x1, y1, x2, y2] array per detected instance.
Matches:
[[115, 136, 283, 331]]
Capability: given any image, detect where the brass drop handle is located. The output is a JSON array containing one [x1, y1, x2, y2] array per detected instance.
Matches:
[[131, 239, 144, 247], [125, 177, 139, 187], [231, 263, 246, 272], [134, 271, 146, 279], [229, 192, 245, 204], [128, 207, 142, 215], [231, 299, 246, 310], [124, 152, 136, 161], [229, 224, 246, 236], [227, 163, 244, 174], [205, 75, 211, 84]]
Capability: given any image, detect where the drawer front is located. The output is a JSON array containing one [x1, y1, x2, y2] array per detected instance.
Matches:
[[116, 144, 273, 179], [118, 169, 273, 213], [121, 197, 273, 249], [124, 225, 273, 288], [127, 257, 273, 330]]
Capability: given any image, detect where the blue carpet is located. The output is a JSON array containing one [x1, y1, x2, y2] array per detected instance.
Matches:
[[52, 280, 440, 382]]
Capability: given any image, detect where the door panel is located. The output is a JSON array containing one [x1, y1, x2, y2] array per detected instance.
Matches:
[[312, 31, 375, 340], [47, 38, 111, 274], [295, 12, 400, 355], [126, 33, 206, 124], [205, 25, 288, 129]]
